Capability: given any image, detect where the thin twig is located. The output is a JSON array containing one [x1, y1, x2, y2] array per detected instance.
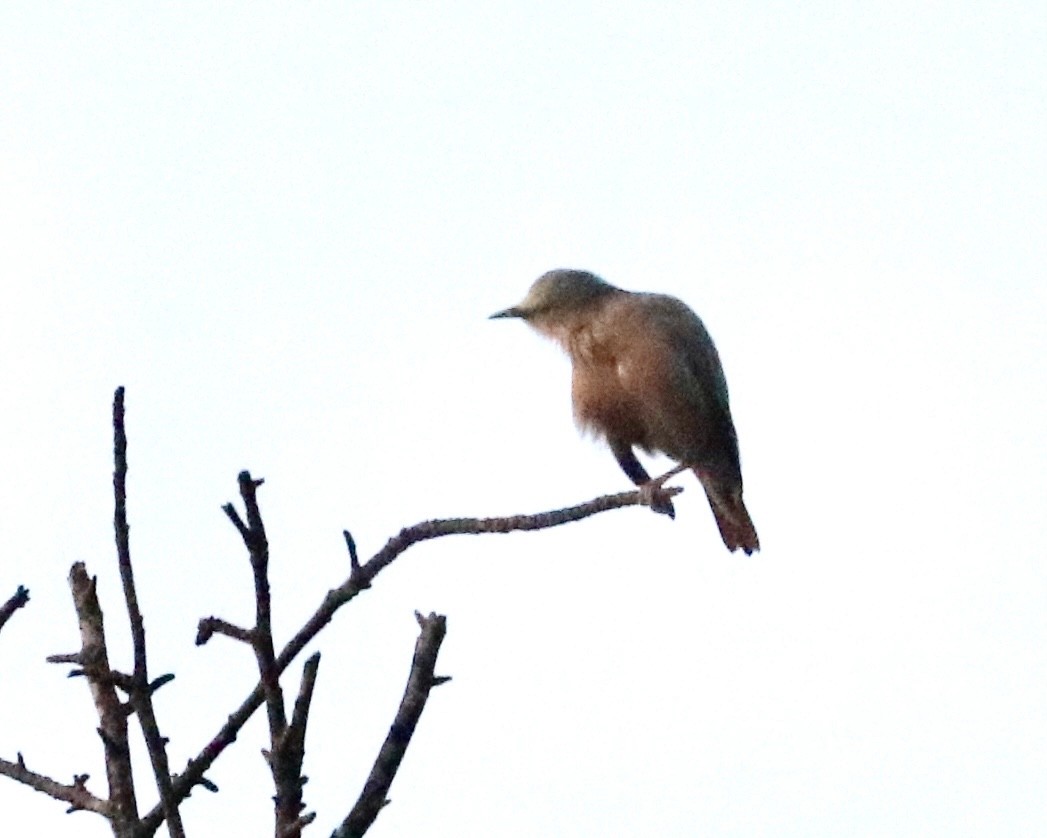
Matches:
[[113, 387, 146, 680], [333, 611, 449, 838], [0, 753, 110, 816], [0, 585, 30, 635], [231, 471, 287, 739], [225, 471, 299, 833], [45, 652, 83, 666], [289, 654, 321, 749], [113, 388, 184, 838], [195, 617, 255, 646]]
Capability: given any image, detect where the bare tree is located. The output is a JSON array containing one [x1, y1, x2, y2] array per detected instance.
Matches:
[[0, 387, 677, 836]]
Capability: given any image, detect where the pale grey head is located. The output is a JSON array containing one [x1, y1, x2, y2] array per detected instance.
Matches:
[[489, 269, 620, 321]]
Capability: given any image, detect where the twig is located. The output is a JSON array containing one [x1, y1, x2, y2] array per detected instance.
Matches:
[[113, 387, 147, 685], [224, 471, 303, 833], [224, 471, 287, 740], [0, 586, 30, 635], [112, 387, 185, 838], [45, 652, 83, 667], [269, 653, 321, 838], [195, 617, 255, 646], [357, 487, 682, 588], [0, 753, 110, 816], [333, 611, 449, 838], [288, 655, 321, 754]]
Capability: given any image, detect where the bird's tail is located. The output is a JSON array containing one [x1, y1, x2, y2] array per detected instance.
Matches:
[[695, 472, 760, 555]]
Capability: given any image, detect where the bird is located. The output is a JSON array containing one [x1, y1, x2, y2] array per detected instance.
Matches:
[[490, 268, 759, 554]]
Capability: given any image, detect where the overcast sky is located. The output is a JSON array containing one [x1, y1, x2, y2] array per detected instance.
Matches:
[[1, 3, 1044, 836]]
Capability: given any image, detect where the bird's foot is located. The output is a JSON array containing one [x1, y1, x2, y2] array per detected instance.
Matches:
[[637, 465, 687, 519], [637, 482, 678, 518]]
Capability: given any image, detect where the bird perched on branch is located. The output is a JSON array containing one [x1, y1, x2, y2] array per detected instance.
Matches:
[[490, 269, 759, 554]]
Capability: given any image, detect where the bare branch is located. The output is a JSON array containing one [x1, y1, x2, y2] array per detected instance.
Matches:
[[144, 488, 657, 832], [113, 387, 146, 679], [133, 702, 182, 837], [66, 561, 139, 825], [195, 617, 255, 646], [112, 387, 185, 838], [288, 653, 321, 756], [333, 612, 449, 838], [343, 530, 360, 575], [46, 652, 83, 666], [0, 753, 109, 817], [223, 471, 301, 835], [0, 585, 29, 635], [221, 503, 250, 542], [228, 472, 287, 735], [359, 486, 682, 588], [149, 673, 176, 694], [271, 653, 321, 838]]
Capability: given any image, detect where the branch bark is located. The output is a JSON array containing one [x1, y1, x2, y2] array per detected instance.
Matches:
[[0, 753, 109, 816], [333, 611, 449, 838], [65, 562, 139, 831], [221, 470, 309, 836], [112, 387, 185, 838], [270, 653, 322, 838]]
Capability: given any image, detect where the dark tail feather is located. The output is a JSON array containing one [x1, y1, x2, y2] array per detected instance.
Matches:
[[696, 473, 760, 555]]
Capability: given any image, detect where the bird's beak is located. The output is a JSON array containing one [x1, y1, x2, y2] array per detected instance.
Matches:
[[488, 306, 523, 320]]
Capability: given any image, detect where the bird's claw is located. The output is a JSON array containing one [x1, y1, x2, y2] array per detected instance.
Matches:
[[639, 482, 677, 519]]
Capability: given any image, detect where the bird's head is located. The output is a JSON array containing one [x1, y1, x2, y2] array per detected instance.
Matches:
[[489, 269, 619, 323]]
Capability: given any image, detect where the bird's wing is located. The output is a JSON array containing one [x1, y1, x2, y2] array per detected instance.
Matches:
[[637, 293, 732, 415]]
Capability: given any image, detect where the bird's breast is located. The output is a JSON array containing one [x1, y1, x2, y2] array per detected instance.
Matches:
[[569, 352, 650, 447]]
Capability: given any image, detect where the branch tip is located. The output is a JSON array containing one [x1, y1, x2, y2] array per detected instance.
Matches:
[[46, 652, 82, 665], [236, 469, 265, 490], [343, 529, 359, 570], [222, 503, 249, 540], [336, 608, 448, 835], [149, 672, 176, 693], [0, 585, 30, 632]]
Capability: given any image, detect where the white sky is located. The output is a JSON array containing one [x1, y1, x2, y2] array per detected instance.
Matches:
[[1, 4, 1044, 836]]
